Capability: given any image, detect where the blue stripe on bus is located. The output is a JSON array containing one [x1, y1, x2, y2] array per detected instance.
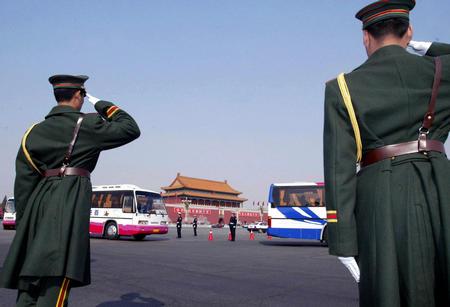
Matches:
[[267, 227, 322, 240], [276, 207, 326, 225]]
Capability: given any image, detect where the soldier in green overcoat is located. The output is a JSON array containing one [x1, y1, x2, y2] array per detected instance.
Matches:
[[323, 1, 450, 306], [0, 75, 140, 306]]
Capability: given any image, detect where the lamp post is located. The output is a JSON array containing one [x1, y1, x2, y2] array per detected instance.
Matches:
[[182, 197, 192, 223], [259, 201, 265, 222]]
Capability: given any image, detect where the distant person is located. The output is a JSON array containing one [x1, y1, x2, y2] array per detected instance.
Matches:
[[229, 212, 237, 241], [323, 1, 450, 306], [0, 74, 140, 306], [192, 215, 198, 236], [176, 212, 182, 238]]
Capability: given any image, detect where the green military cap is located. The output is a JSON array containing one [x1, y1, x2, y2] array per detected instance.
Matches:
[[356, 0, 415, 29], [48, 74, 89, 90]]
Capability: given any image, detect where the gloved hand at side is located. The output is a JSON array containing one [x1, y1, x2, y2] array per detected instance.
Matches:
[[407, 40, 432, 56], [338, 256, 360, 283], [86, 93, 101, 106]]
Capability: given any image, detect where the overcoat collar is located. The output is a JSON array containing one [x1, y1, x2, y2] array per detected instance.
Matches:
[[369, 44, 408, 60], [45, 105, 82, 119], [355, 44, 408, 71]]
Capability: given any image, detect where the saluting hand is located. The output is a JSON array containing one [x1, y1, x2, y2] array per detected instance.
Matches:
[[86, 93, 100, 106], [338, 257, 360, 283], [407, 40, 432, 56]]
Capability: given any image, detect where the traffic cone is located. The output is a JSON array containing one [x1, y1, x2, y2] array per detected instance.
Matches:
[[249, 230, 255, 240], [228, 232, 232, 241], [208, 229, 214, 241]]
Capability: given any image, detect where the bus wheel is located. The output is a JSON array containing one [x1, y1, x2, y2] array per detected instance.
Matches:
[[133, 234, 146, 241], [104, 222, 119, 240]]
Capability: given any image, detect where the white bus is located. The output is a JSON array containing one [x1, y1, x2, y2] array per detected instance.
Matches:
[[90, 184, 169, 240], [2, 197, 16, 230], [267, 182, 328, 243]]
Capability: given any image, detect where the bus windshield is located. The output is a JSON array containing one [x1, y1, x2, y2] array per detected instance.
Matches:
[[5, 200, 15, 213], [136, 192, 165, 214], [270, 185, 325, 207]]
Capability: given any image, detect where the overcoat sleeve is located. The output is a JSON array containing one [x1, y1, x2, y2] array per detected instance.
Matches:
[[14, 147, 41, 227], [323, 80, 358, 257], [87, 100, 141, 150], [426, 42, 450, 57]]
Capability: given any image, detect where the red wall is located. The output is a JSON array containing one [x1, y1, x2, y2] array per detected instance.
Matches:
[[166, 205, 267, 225], [167, 206, 220, 224]]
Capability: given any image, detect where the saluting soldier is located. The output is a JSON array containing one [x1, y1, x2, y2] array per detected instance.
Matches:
[[192, 215, 198, 236], [229, 212, 237, 241], [0, 75, 140, 306], [323, 1, 450, 306], [176, 212, 182, 238]]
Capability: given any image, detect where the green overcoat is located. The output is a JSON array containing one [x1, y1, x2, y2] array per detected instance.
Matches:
[[323, 43, 450, 306], [0, 100, 140, 289]]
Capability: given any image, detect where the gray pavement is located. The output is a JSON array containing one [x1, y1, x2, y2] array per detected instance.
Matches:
[[0, 226, 358, 307]]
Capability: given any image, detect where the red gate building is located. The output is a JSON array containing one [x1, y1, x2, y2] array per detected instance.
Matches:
[[161, 173, 266, 225]]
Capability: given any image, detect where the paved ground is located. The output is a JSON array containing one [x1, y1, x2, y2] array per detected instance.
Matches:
[[0, 226, 358, 307]]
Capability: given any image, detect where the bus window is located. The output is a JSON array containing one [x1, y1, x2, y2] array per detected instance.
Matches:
[[272, 186, 325, 207], [92, 191, 134, 209], [5, 200, 15, 213], [110, 193, 122, 209], [104, 194, 112, 208], [91, 192, 102, 208], [123, 195, 134, 213], [135, 192, 165, 214]]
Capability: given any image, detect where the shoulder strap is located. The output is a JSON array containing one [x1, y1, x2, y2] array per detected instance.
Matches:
[[62, 115, 85, 167], [336, 73, 363, 163], [21, 123, 43, 175], [420, 56, 442, 131]]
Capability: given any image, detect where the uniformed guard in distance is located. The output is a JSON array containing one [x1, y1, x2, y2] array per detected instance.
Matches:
[[323, 1, 450, 306], [176, 212, 183, 238], [229, 212, 237, 241], [192, 215, 198, 236], [0, 74, 140, 306]]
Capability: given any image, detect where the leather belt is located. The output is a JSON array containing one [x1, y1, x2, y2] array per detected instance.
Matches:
[[360, 139, 445, 168], [44, 167, 91, 178]]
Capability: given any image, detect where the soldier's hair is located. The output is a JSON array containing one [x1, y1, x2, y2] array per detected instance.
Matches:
[[53, 88, 79, 103], [366, 18, 409, 39]]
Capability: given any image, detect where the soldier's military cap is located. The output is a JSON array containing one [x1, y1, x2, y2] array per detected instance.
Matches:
[[48, 74, 89, 90], [356, 0, 415, 29]]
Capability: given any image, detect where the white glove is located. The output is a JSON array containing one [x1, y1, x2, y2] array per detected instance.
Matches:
[[86, 93, 100, 106], [407, 40, 432, 56], [338, 257, 360, 283]]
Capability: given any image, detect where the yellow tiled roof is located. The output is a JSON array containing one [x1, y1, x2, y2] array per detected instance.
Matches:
[[162, 190, 247, 202], [162, 174, 242, 195]]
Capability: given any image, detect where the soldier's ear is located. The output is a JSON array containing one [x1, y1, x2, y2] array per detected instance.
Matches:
[[363, 30, 371, 56], [406, 24, 413, 42]]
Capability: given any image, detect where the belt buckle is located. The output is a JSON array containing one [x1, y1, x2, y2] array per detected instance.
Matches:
[[59, 164, 68, 177], [418, 128, 428, 153]]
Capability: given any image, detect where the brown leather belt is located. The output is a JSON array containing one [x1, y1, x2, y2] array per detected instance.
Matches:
[[44, 167, 91, 178], [361, 57, 445, 168], [360, 139, 445, 168]]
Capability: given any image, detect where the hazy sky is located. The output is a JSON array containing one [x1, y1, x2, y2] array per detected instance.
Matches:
[[1, 1, 449, 205]]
